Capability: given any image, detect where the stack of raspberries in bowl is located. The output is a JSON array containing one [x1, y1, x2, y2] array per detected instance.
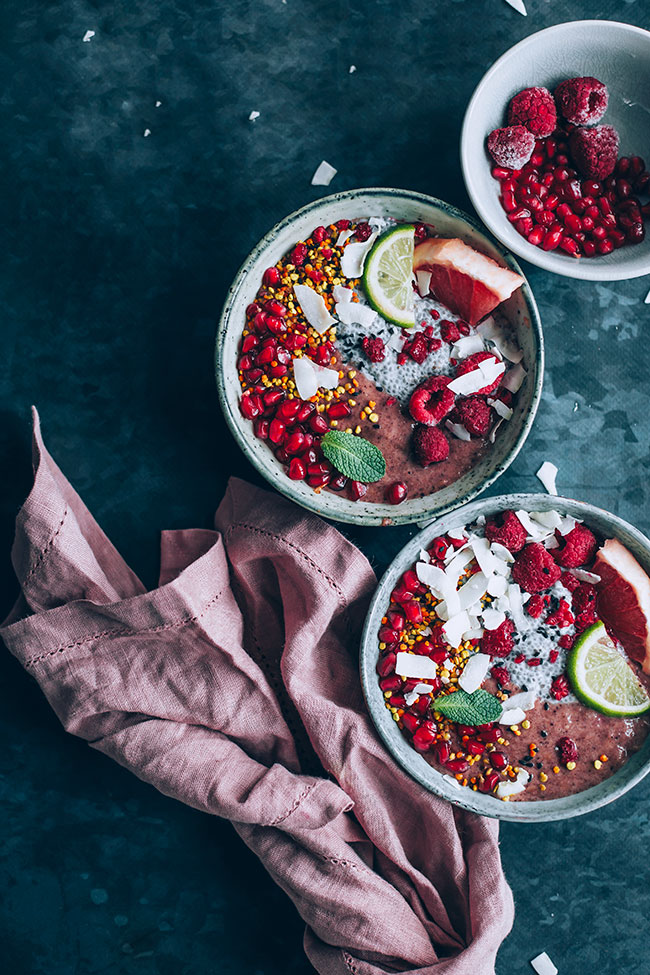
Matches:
[[487, 77, 649, 257]]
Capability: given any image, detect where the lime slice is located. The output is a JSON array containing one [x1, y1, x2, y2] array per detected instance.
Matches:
[[567, 621, 650, 717], [362, 225, 415, 328]]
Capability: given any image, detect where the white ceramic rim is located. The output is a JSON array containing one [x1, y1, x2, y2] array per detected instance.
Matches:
[[461, 19, 650, 282]]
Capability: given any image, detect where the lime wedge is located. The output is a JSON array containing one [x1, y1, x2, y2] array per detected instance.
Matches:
[[362, 225, 415, 328], [567, 621, 650, 717]]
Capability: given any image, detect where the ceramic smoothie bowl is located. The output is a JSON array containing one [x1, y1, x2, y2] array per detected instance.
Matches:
[[360, 493, 650, 822], [216, 188, 543, 526], [461, 20, 650, 281]]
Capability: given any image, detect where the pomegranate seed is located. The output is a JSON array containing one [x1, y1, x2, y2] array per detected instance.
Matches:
[[633, 171, 650, 194], [327, 401, 351, 419], [309, 413, 329, 435], [501, 191, 517, 212], [266, 315, 284, 335], [287, 456, 306, 480], [376, 652, 397, 678], [307, 472, 330, 489], [559, 235, 580, 257], [238, 354, 253, 371], [241, 334, 259, 355], [616, 157, 631, 176], [263, 267, 280, 286], [490, 752, 508, 770], [563, 179, 582, 202], [517, 216, 534, 235], [582, 240, 597, 256], [581, 215, 595, 232], [268, 364, 287, 378], [531, 151, 545, 167], [445, 758, 469, 774], [480, 771, 500, 793], [629, 156, 645, 177], [556, 202, 571, 219], [253, 311, 268, 333], [291, 243, 308, 266], [254, 418, 270, 439], [386, 481, 408, 505], [402, 712, 421, 735], [379, 674, 402, 691], [285, 430, 306, 455], [403, 600, 422, 624], [302, 447, 318, 466], [246, 368, 263, 382], [609, 229, 626, 248], [545, 137, 556, 158], [616, 179, 632, 200], [414, 222, 428, 241], [477, 727, 501, 743], [413, 725, 436, 752], [592, 224, 607, 240], [582, 179, 602, 198], [509, 206, 532, 221], [491, 166, 511, 180], [276, 399, 300, 421], [269, 418, 286, 444], [312, 225, 326, 243], [275, 446, 289, 464], [542, 228, 562, 251], [350, 480, 367, 501], [554, 167, 570, 182], [386, 610, 405, 632], [296, 402, 314, 422], [545, 193, 559, 210], [379, 626, 400, 645], [246, 302, 262, 318], [542, 172, 555, 187], [599, 197, 613, 216], [435, 741, 451, 764], [527, 226, 545, 246], [626, 222, 645, 244], [240, 394, 262, 419], [467, 741, 485, 756], [564, 213, 582, 234], [597, 238, 614, 255]]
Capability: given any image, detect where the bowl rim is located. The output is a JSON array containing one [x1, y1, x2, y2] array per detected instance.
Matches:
[[215, 186, 545, 527], [359, 491, 650, 822], [460, 19, 650, 282]]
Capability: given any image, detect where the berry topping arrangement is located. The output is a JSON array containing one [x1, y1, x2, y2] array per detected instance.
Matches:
[[237, 218, 528, 506], [375, 509, 650, 801], [487, 77, 649, 256]]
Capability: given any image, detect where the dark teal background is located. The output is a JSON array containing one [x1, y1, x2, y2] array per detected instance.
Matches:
[[1, 1, 649, 972]]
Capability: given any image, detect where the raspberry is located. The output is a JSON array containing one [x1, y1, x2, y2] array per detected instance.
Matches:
[[574, 608, 597, 632], [556, 736, 578, 764], [487, 125, 536, 169], [481, 619, 515, 659], [558, 634, 574, 650], [545, 598, 574, 629], [572, 582, 597, 615], [455, 352, 503, 395], [508, 86, 557, 138], [512, 543, 562, 594], [550, 675, 570, 700], [440, 320, 460, 344], [555, 76, 608, 126], [408, 376, 455, 426], [291, 243, 308, 266], [362, 336, 386, 363], [554, 524, 598, 568], [405, 332, 430, 364], [569, 124, 620, 180], [560, 571, 581, 593], [526, 593, 550, 619], [413, 425, 450, 467], [490, 665, 510, 685], [485, 510, 527, 553], [355, 222, 372, 241], [454, 396, 492, 437]]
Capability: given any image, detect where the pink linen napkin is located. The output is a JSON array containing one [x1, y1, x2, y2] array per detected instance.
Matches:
[[1, 410, 513, 974]]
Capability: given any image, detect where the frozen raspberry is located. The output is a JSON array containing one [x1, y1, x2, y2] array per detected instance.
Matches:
[[526, 593, 550, 619], [572, 582, 597, 614], [545, 598, 574, 629], [413, 425, 450, 467], [440, 320, 460, 344], [554, 524, 598, 568], [409, 376, 455, 426], [487, 125, 536, 169], [550, 675, 570, 700], [481, 619, 515, 659], [512, 543, 561, 594], [485, 510, 527, 553], [362, 336, 386, 363], [556, 736, 578, 764], [569, 124, 620, 180], [558, 634, 574, 650], [454, 396, 492, 437], [455, 352, 503, 396], [555, 76, 608, 125], [490, 665, 510, 685], [405, 332, 430, 364], [508, 86, 557, 138], [574, 608, 598, 632], [355, 222, 372, 241], [560, 571, 580, 593]]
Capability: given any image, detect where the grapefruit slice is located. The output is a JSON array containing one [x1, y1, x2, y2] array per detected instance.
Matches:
[[594, 537, 650, 674], [413, 238, 524, 325]]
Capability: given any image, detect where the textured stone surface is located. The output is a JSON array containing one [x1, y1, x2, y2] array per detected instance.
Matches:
[[1, 1, 650, 972]]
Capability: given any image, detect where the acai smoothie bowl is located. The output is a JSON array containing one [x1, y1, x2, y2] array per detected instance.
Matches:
[[216, 189, 543, 526], [360, 494, 650, 822]]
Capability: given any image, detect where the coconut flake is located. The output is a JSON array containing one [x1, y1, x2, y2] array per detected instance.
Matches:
[[395, 652, 438, 680], [419, 549, 431, 564], [311, 160, 337, 186], [488, 397, 514, 420], [496, 778, 526, 797], [340, 233, 378, 278], [505, 690, 537, 711], [530, 952, 558, 975], [404, 682, 435, 707], [470, 535, 501, 578], [568, 567, 601, 583], [416, 270, 432, 297], [332, 284, 354, 303], [490, 542, 515, 564], [487, 574, 508, 597], [504, 0, 527, 15], [448, 359, 505, 396], [293, 357, 318, 400], [446, 420, 472, 441], [349, 64, 357, 74], [489, 417, 504, 443], [515, 509, 551, 541], [558, 515, 577, 535], [536, 461, 559, 496], [248, 110, 260, 121], [442, 611, 472, 649], [335, 229, 354, 248], [451, 334, 485, 360], [458, 653, 491, 693], [445, 547, 475, 582], [294, 284, 336, 334], [83, 29, 95, 41], [499, 706, 527, 725], [335, 301, 377, 327], [447, 526, 467, 542], [457, 572, 490, 612], [502, 362, 527, 393], [481, 607, 506, 630], [477, 317, 524, 363], [417, 563, 461, 616], [530, 510, 562, 530]]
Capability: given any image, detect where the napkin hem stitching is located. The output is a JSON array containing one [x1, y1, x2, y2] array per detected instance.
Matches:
[[268, 781, 319, 825], [25, 506, 69, 582]]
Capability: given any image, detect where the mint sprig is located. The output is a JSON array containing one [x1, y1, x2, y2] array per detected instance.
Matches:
[[321, 430, 386, 483], [432, 688, 502, 726]]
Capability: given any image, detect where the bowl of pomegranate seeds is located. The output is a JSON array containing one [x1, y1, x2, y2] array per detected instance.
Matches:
[[360, 493, 650, 821], [216, 188, 543, 525], [461, 20, 650, 280]]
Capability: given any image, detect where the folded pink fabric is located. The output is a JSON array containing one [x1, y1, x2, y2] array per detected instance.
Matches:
[[2, 411, 513, 974]]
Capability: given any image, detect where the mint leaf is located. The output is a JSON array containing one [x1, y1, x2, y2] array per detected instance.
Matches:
[[432, 688, 502, 726], [321, 430, 386, 483]]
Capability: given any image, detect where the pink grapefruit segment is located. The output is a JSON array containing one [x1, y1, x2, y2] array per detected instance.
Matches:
[[594, 537, 650, 674], [413, 238, 524, 326]]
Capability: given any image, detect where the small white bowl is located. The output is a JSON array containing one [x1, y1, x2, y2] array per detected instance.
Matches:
[[215, 188, 543, 527], [461, 20, 650, 281]]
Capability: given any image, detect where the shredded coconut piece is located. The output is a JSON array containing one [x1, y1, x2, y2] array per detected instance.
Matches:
[[451, 334, 485, 359], [143, 129, 151, 137], [446, 420, 472, 441], [82, 29, 95, 42], [335, 229, 354, 247], [416, 270, 432, 297], [349, 65, 357, 74], [530, 952, 558, 975], [569, 567, 601, 583], [489, 397, 513, 420], [332, 284, 353, 303], [294, 284, 336, 334], [311, 160, 337, 186], [395, 652, 438, 680], [340, 233, 378, 278], [502, 362, 527, 392], [499, 707, 527, 725], [335, 301, 377, 327], [248, 110, 260, 121], [504, 0, 527, 14], [458, 653, 490, 693], [536, 461, 559, 495]]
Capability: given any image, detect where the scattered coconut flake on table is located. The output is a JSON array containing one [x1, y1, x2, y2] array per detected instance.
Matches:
[[311, 160, 337, 186], [645, 289, 650, 304], [458, 653, 490, 693], [293, 284, 336, 334], [155, 100, 162, 107], [504, 0, 527, 15], [335, 301, 377, 327], [248, 110, 260, 121], [536, 461, 559, 495], [82, 29, 95, 42], [530, 951, 558, 975], [349, 65, 357, 74], [395, 652, 438, 680], [340, 233, 378, 278], [143, 129, 151, 137]]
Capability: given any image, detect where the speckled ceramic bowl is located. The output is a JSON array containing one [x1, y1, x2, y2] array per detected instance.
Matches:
[[216, 188, 543, 526], [461, 20, 650, 281], [360, 493, 650, 822]]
